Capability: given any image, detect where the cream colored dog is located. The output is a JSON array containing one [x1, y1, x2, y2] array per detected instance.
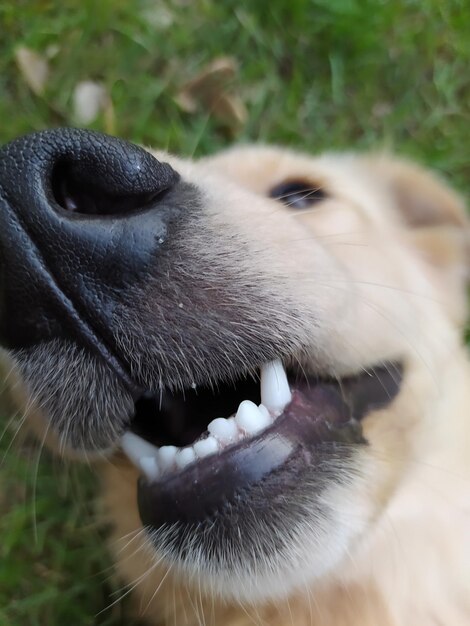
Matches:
[[1, 132, 469, 625]]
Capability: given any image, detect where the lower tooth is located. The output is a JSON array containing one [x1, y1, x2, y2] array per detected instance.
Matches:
[[175, 447, 196, 470], [121, 432, 159, 467], [139, 456, 160, 482], [235, 400, 270, 435], [158, 445, 178, 472], [193, 436, 219, 458], [207, 417, 239, 443], [258, 404, 272, 420]]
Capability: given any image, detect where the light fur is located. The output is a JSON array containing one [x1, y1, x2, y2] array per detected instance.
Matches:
[[104, 147, 470, 624]]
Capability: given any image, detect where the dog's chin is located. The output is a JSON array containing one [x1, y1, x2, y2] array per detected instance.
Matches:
[[117, 359, 402, 602]]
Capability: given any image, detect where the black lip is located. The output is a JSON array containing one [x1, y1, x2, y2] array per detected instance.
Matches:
[[137, 363, 402, 529]]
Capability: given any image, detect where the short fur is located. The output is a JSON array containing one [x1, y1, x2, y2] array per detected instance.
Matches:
[[3, 145, 470, 625]]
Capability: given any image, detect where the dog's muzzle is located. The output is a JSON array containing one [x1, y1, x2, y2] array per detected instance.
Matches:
[[0, 128, 187, 393], [0, 130, 404, 580]]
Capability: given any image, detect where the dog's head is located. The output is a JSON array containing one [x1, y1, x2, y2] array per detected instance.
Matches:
[[0, 129, 468, 602]]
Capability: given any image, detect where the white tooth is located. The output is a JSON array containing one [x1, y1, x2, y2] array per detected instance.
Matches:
[[193, 436, 219, 458], [260, 359, 292, 415], [158, 445, 178, 472], [235, 400, 271, 435], [121, 432, 159, 468], [175, 447, 196, 470], [258, 404, 272, 420], [207, 417, 239, 444], [139, 456, 160, 482]]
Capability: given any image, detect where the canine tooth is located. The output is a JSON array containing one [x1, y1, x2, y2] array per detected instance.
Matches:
[[121, 432, 159, 468], [260, 359, 292, 415], [139, 456, 160, 482], [193, 436, 219, 458], [207, 417, 239, 443], [158, 445, 178, 472], [175, 447, 196, 470], [235, 400, 271, 435]]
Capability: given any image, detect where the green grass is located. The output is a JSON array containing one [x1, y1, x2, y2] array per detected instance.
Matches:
[[0, 0, 469, 623], [0, 435, 133, 625]]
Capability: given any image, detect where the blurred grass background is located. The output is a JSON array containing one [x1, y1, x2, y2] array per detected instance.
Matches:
[[0, 0, 469, 624]]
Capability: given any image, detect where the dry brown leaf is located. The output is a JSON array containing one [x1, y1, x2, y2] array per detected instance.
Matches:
[[15, 46, 50, 96], [177, 57, 247, 128], [182, 57, 237, 96], [211, 94, 247, 128], [175, 90, 198, 114], [72, 80, 110, 125]]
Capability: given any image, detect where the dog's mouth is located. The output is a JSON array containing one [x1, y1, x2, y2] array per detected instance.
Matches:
[[121, 359, 402, 528]]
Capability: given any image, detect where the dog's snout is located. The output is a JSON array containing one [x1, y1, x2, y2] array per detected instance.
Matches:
[[0, 128, 194, 390]]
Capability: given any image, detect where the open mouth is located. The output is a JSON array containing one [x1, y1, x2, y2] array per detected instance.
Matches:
[[121, 359, 402, 527]]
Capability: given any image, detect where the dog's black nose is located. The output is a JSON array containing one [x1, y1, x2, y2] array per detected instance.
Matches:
[[0, 128, 185, 390]]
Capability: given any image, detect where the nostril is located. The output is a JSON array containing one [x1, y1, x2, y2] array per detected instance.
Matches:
[[51, 160, 167, 217]]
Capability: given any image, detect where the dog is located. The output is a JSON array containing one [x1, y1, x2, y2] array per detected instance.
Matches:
[[0, 129, 469, 625]]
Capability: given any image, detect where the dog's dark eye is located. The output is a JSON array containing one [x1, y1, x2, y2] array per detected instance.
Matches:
[[269, 180, 327, 209]]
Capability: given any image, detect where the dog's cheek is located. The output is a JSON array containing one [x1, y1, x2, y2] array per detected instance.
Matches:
[[356, 359, 440, 519]]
